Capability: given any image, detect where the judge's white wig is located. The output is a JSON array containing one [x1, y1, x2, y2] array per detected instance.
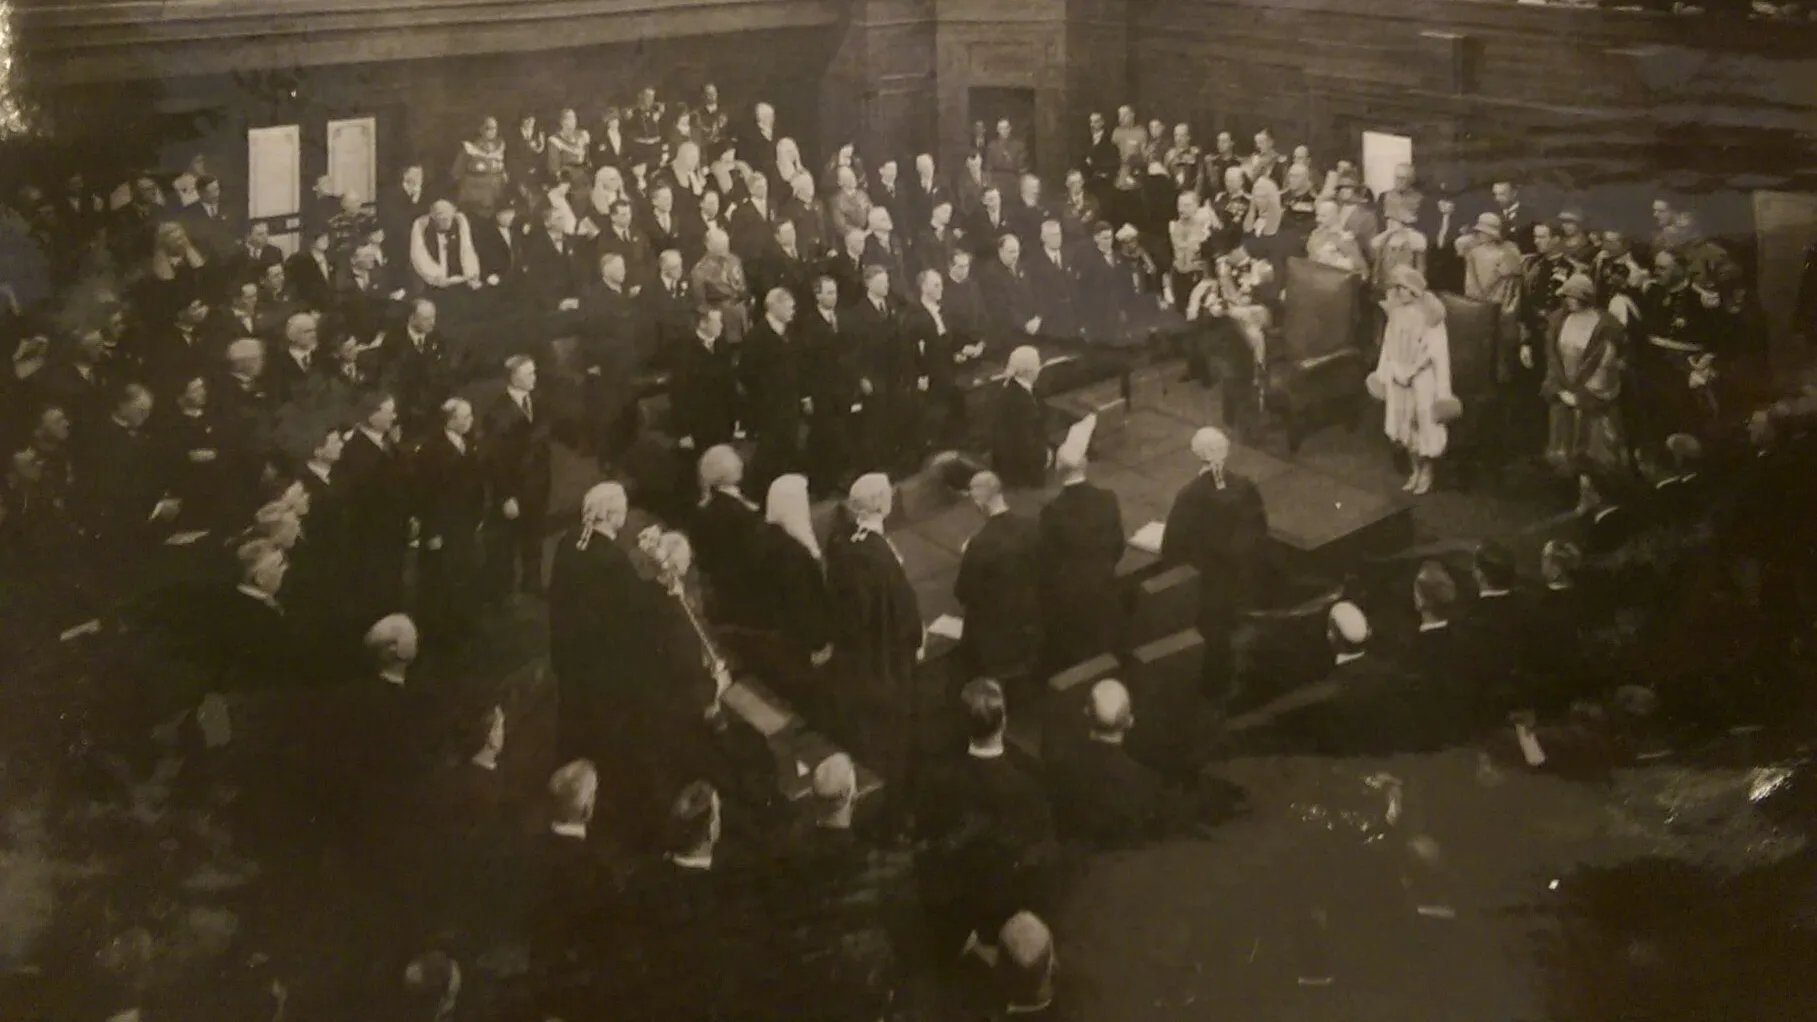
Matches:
[[576, 482, 628, 549], [698, 444, 744, 490], [847, 472, 894, 519], [1007, 346, 1042, 380], [363, 612, 419, 658], [1190, 427, 1230, 466], [811, 752, 856, 803]]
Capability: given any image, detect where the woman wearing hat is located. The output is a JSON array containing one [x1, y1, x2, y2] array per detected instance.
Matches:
[[1368, 266, 1455, 494], [1542, 272, 1628, 513]]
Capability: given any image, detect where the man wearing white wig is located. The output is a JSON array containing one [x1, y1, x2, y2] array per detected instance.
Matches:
[[546, 482, 645, 766], [990, 345, 1050, 488], [824, 472, 925, 814], [1161, 427, 1271, 705]]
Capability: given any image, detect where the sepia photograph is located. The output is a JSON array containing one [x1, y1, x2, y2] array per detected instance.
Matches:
[[0, 0, 1816, 1017]]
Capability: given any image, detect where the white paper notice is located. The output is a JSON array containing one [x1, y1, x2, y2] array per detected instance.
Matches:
[[1128, 521, 1165, 554], [928, 615, 965, 641]]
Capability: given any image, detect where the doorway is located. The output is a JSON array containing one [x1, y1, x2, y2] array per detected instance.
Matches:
[[968, 87, 1037, 169]]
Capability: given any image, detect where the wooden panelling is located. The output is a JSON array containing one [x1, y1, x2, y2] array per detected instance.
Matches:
[[1131, 0, 1817, 199], [15, 0, 846, 85]]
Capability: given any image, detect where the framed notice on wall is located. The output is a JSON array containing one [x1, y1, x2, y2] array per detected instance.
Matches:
[[247, 124, 302, 255], [1362, 131, 1413, 199]]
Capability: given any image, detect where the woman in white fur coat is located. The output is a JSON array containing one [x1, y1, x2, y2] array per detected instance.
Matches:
[[1369, 265, 1456, 495]]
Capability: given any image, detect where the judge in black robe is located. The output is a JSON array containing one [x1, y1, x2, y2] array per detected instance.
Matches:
[[691, 447, 768, 630], [753, 475, 835, 704], [989, 355, 1050, 489], [1161, 428, 1270, 704], [339, 405, 412, 622], [578, 263, 648, 459], [1038, 463, 1126, 676], [824, 479, 923, 808], [955, 472, 1043, 689]]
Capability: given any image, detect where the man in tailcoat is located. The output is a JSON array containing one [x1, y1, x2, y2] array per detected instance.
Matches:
[[1038, 420, 1125, 675], [955, 471, 1044, 693]]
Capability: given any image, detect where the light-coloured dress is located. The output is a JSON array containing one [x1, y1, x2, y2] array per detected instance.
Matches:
[[1543, 308, 1626, 473], [1375, 291, 1455, 458]]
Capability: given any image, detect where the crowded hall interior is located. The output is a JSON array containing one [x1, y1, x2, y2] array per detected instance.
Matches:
[[3, 0, 1817, 1018]]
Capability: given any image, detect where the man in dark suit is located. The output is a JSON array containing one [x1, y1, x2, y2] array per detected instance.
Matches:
[[871, 159, 911, 234], [224, 222, 285, 295], [213, 338, 273, 452], [1048, 679, 1168, 848], [288, 420, 352, 642], [595, 199, 655, 289], [338, 391, 412, 622], [740, 287, 807, 493], [897, 268, 963, 456], [642, 184, 685, 263], [285, 231, 337, 313], [1081, 112, 1120, 202], [1406, 559, 1463, 686], [1161, 427, 1269, 706], [483, 355, 552, 597], [269, 311, 324, 406], [979, 234, 1042, 347], [335, 242, 399, 344], [641, 249, 696, 365], [955, 471, 1043, 692], [943, 250, 988, 356], [862, 206, 914, 303], [412, 397, 489, 647], [669, 307, 741, 456], [1025, 219, 1080, 342], [965, 187, 1012, 260], [799, 276, 863, 496], [209, 280, 267, 348], [520, 204, 584, 316], [147, 296, 215, 396], [1520, 539, 1595, 717], [752, 219, 815, 309], [378, 164, 431, 273], [1453, 540, 1529, 721], [915, 678, 1056, 954], [989, 345, 1049, 489], [828, 227, 871, 308], [906, 154, 949, 239], [846, 265, 906, 473], [77, 383, 178, 554], [578, 252, 649, 460], [472, 203, 523, 289], [726, 172, 781, 265], [913, 196, 964, 281], [1038, 425, 1125, 675], [375, 299, 453, 438], [1005, 175, 1050, 251]]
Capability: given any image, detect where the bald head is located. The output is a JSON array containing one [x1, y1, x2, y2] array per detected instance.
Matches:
[[364, 613, 420, 667], [1328, 600, 1370, 652], [967, 469, 1004, 509], [1087, 679, 1132, 739]]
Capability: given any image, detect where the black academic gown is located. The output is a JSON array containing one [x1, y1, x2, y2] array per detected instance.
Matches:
[[824, 520, 923, 791], [1037, 480, 1126, 672], [990, 379, 1049, 489], [1048, 737, 1169, 849], [546, 528, 649, 767], [955, 510, 1043, 683]]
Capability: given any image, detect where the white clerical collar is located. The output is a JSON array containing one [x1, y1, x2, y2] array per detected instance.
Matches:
[[1478, 588, 1509, 599], [1335, 651, 1365, 667], [852, 512, 887, 536], [446, 430, 466, 453], [667, 851, 713, 871], [968, 742, 1005, 760], [1418, 619, 1449, 633], [551, 821, 587, 840], [1547, 582, 1573, 592], [237, 584, 281, 612], [378, 665, 407, 686]]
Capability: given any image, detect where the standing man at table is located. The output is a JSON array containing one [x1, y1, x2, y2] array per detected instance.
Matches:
[[990, 346, 1049, 489], [1161, 427, 1269, 709]]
